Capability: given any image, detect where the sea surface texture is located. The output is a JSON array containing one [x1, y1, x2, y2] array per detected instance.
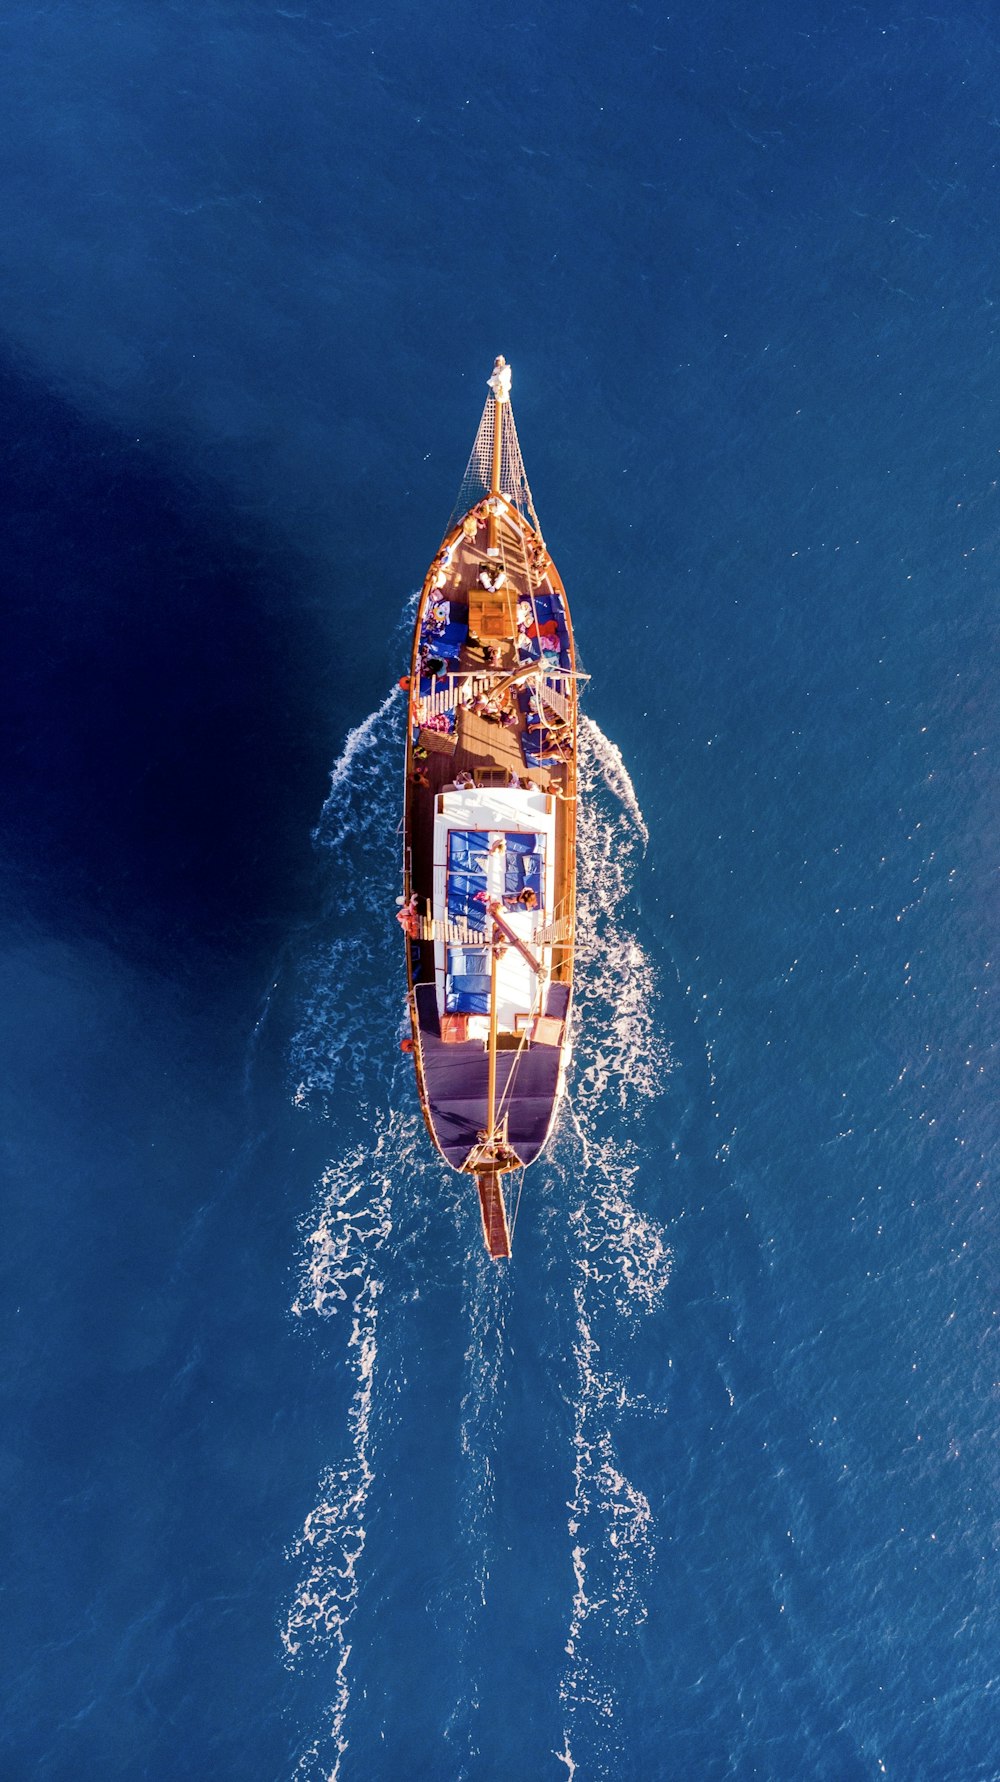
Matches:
[[3, 3, 997, 1778]]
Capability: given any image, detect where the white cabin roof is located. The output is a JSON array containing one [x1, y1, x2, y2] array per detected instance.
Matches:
[[432, 787, 557, 1031]]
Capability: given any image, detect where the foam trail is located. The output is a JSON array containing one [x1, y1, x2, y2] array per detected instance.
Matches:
[[282, 690, 407, 1781], [554, 1738, 578, 1779], [318, 685, 402, 849], [579, 714, 649, 849], [442, 1254, 511, 1777], [552, 721, 673, 1771], [282, 1115, 411, 1780], [283, 1278, 380, 1782], [440, 717, 669, 1773], [457, 1256, 509, 1609], [283, 690, 670, 1777], [443, 719, 659, 1773], [290, 693, 406, 1114]]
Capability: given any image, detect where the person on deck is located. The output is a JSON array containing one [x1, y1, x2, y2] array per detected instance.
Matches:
[[396, 895, 419, 936]]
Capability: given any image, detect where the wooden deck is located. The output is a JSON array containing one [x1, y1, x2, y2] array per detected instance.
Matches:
[[404, 495, 578, 994], [403, 492, 579, 1243]]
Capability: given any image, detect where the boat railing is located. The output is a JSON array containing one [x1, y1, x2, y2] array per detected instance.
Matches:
[[538, 677, 574, 724], [415, 672, 495, 725], [416, 669, 577, 729], [417, 915, 573, 946]]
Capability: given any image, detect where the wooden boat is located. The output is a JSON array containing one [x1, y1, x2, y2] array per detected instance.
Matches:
[[400, 358, 580, 1259]]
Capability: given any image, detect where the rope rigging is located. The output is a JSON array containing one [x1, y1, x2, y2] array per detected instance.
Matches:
[[448, 394, 543, 538]]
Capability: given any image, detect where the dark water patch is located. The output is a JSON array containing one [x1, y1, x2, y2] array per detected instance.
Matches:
[[1, 353, 341, 978]]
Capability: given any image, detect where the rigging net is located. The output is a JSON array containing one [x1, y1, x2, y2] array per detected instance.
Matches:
[[448, 394, 543, 538]]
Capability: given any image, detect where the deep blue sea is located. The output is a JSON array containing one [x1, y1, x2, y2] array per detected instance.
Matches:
[[3, 3, 997, 1777]]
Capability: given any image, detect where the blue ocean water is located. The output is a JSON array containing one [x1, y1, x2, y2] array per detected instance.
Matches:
[[3, 2, 997, 1777]]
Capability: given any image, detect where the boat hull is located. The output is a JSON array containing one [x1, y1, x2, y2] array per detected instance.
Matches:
[[400, 395, 578, 1253]]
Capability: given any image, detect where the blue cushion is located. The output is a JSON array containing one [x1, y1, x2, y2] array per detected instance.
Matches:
[[529, 594, 570, 667], [435, 625, 464, 661], [448, 974, 492, 996], [449, 830, 491, 860], [448, 872, 487, 902], [447, 870, 489, 928], [449, 907, 487, 934], [422, 602, 468, 663], [448, 946, 489, 976], [522, 741, 562, 769], [449, 832, 490, 876], [445, 978, 491, 1015], [504, 862, 543, 904]]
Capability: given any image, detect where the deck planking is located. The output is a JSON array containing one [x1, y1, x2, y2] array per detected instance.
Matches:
[[406, 503, 576, 990]]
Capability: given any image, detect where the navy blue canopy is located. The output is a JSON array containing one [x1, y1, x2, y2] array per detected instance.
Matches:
[[415, 982, 573, 1169]]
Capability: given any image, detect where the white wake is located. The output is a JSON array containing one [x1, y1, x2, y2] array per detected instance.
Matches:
[[281, 691, 673, 1779], [552, 721, 674, 1772], [281, 695, 406, 1782]]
